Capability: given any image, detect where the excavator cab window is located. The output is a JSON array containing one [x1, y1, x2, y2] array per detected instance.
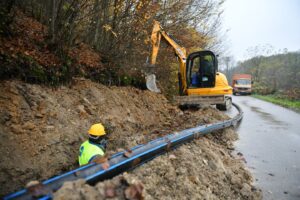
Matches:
[[186, 51, 217, 88]]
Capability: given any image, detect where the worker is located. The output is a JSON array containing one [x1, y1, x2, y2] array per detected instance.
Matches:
[[201, 55, 214, 75], [191, 72, 200, 87], [191, 58, 201, 87], [199, 55, 214, 87], [78, 123, 108, 166]]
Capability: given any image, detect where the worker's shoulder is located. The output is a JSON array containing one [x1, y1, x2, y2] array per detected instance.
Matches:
[[80, 140, 89, 147], [82, 141, 104, 152]]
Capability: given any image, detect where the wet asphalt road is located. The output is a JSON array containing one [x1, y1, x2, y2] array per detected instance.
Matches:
[[226, 96, 300, 200]]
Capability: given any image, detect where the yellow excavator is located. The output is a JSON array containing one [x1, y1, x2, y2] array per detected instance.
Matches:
[[146, 21, 232, 110]]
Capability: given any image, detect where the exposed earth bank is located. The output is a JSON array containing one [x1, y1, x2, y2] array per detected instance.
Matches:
[[0, 79, 261, 199]]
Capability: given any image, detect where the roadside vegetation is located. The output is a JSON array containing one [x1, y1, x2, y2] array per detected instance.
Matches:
[[227, 50, 300, 102], [253, 94, 300, 112], [0, 0, 225, 97]]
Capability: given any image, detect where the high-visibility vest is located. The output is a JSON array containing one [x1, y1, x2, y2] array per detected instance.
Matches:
[[78, 140, 105, 166]]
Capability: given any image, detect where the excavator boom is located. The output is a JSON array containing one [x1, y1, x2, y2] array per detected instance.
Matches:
[[150, 21, 186, 65], [146, 21, 187, 93]]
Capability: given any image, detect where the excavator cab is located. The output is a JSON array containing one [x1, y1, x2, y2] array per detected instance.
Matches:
[[186, 51, 217, 89]]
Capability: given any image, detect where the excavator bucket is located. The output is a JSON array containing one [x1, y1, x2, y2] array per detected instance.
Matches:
[[146, 74, 161, 93]]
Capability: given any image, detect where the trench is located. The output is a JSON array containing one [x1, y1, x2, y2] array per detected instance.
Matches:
[[4, 103, 243, 200]]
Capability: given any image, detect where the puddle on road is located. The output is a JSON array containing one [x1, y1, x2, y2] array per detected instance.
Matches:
[[250, 106, 288, 126], [241, 100, 249, 106]]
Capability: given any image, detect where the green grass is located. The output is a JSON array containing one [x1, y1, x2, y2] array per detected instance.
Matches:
[[253, 94, 300, 112]]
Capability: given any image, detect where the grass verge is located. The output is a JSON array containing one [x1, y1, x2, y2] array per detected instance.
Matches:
[[253, 94, 300, 112]]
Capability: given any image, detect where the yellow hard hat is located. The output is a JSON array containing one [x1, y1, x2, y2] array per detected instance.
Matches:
[[88, 123, 106, 136]]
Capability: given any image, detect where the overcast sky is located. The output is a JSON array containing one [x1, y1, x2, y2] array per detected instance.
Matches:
[[222, 0, 300, 61]]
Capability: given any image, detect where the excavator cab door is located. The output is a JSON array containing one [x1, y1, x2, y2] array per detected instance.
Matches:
[[186, 50, 217, 88]]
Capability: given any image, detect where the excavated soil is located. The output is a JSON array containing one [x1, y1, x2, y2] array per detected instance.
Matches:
[[0, 79, 262, 199], [55, 129, 262, 200]]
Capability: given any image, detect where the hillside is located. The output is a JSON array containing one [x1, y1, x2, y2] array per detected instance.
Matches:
[[228, 52, 300, 99], [1, 0, 225, 97], [0, 10, 121, 86]]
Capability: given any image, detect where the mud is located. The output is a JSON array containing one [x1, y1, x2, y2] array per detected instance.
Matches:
[[0, 79, 261, 199]]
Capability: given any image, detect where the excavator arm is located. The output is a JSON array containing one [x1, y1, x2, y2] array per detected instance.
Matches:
[[146, 21, 187, 93], [150, 21, 186, 65]]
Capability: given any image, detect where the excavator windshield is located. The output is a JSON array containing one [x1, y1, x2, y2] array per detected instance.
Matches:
[[186, 51, 217, 89], [235, 79, 251, 85]]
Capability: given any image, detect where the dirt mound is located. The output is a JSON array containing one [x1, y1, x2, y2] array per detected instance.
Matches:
[[54, 174, 145, 200], [55, 129, 261, 200], [0, 79, 261, 199]]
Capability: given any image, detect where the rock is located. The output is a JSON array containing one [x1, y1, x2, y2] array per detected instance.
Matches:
[[0, 111, 11, 123], [168, 154, 176, 160], [124, 183, 144, 200], [241, 183, 252, 197], [41, 93, 47, 98], [208, 160, 218, 170], [77, 105, 88, 116], [84, 106, 93, 115], [188, 176, 200, 184], [45, 125, 55, 130], [237, 152, 243, 156], [10, 124, 23, 134], [26, 180, 40, 188], [104, 185, 116, 198], [208, 158, 226, 172], [40, 109, 47, 115], [77, 105, 85, 112], [54, 180, 86, 200], [227, 146, 235, 150], [23, 122, 36, 130], [178, 111, 184, 116], [117, 148, 125, 152], [225, 171, 233, 180], [83, 97, 91, 105], [35, 113, 43, 118], [231, 176, 242, 186]]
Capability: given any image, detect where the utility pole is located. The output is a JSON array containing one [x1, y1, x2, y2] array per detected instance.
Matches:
[[224, 56, 231, 76]]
